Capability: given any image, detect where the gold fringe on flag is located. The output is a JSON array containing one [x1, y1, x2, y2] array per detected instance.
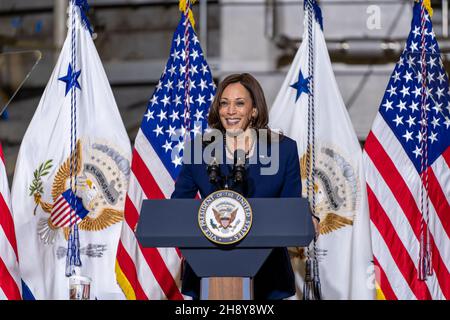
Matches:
[[375, 282, 387, 300], [416, 0, 433, 17], [115, 260, 137, 300], [179, 0, 197, 29]]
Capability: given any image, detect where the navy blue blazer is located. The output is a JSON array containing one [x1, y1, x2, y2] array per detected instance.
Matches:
[[171, 134, 301, 300]]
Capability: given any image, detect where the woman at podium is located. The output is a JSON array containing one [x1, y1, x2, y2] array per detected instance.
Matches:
[[172, 73, 317, 300]]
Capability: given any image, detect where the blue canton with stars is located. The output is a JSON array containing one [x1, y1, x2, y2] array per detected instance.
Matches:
[[378, 3, 450, 173], [140, 13, 216, 180], [58, 63, 81, 96], [290, 70, 310, 102]]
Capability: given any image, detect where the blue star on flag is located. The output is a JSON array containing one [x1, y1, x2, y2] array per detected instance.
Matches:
[[58, 64, 81, 96], [290, 70, 310, 102]]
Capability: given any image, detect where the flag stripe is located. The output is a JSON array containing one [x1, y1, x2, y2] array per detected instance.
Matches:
[[367, 185, 432, 299], [124, 195, 139, 234], [125, 193, 182, 300], [121, 171, 184, 299], [52, 205, 71, 225], [53, 195, 65, 208], [126, 174, 185, 270], [370, 117, 450, 272], [175, 248, 182, 259], [51, 196, 67, 215], [427, 166, 450, 239], [132, 149, 165, 200], [368, 184, 432, 299], [371, 220, 416, 299], [157, 247, 183, 283], [57, 213, 81, 228], [0, 257, 21, 300], [373, 255, 397, 300], [366, 132, 450, 298], [119, 221, 168, 300], [365, 154, 446, 300], [365, 131, 422, 237], [443, 147, 450, 168], [122, 192, 182, 300], [134, 132, 175, 198], [51, 205, 68, 222], [0, 194, 18, 259], [432, 150, 450, 198], [127, 172, 145, 211], [0, 226, 19, 272], [116, 241, 147, 300], [54, 209, 72, 226], [129, 150, 184, 298], [139, 245, 183, 300], [0, 144, 21, 300], [0, 226, 21, 299]]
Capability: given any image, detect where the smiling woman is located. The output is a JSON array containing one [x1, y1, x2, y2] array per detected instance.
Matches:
[[171, 73, 319, 300], [208, 73, 269, 133], [219, 82, 256, 132], [208, 73, 270, 158]]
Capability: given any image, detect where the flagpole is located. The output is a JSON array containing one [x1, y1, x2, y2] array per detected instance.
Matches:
[[54, 0, 68, 62], [443, 0, 449, 38], [182, 0, 194, 142], [303, 0, 322, 301], [199, 0, 207, 57], [66, 0, 81, 277], [418, 0, 433, 281]]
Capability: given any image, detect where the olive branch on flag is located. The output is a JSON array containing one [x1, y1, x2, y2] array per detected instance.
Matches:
[[29, 159, 53, 215]]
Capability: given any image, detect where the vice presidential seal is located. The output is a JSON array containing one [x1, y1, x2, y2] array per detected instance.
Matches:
[[198, 190, 252, 245]]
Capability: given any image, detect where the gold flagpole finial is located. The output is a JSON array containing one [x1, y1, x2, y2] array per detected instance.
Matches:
[[179, 0, 197, 29], [416, 0, 433, 17]]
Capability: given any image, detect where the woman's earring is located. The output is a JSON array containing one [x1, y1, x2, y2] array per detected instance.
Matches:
[[252, 110, 258, 127]]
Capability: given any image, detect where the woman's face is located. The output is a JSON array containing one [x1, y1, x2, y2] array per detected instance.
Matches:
[[218, 82, 256, 133]]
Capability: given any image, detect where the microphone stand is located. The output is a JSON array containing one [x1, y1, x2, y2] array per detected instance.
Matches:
[[207, 157, 223, 190], [206, 136, 249, 195], [231, 149, 247, 196]]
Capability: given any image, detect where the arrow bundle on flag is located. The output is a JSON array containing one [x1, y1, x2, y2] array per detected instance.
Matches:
[[269, 0, 374, 299], [115, 0, 216, 300], [0, 143, 22, 300], [364, 1, 450, 300], [11, 1, 131, 299]]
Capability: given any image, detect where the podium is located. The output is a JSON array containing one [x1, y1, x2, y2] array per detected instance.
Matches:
[[136, 197, 314, 300]]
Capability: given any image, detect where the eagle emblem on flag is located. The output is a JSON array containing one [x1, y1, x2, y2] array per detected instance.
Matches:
[[299, 146, 356, 235], [30, 140, 130, 244]]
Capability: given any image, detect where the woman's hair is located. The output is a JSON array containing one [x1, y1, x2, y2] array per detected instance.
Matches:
[[208, 73, 270, 132]]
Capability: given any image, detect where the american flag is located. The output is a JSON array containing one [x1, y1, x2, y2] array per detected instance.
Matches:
[[364, 2, 450, 300], [0, 143, 22, 299], [115, 11, 216, 299]]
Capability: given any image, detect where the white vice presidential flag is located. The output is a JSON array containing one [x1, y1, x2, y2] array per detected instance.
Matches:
[[11, 4, 131, 299], [269, 1, 375, 299]]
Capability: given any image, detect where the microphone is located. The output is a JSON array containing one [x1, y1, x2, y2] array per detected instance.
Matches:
[[232, 149, 246, 185], [207, 157, 221, 185]]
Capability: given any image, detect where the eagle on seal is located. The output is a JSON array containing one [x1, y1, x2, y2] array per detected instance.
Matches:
[[212, 207, 238, 229]]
